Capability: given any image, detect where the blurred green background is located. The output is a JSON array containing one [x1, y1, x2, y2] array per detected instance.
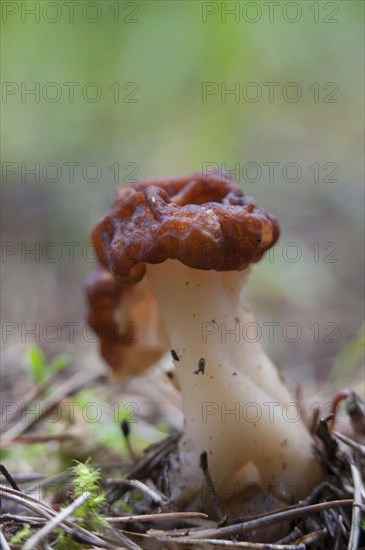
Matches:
[[1, 0, 364, 397]]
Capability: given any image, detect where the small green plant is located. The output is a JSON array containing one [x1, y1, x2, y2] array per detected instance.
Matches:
[[26, 345, 70, 385], [9, 523, 31, 545], [71, 459, 106, 524], [56, 459, 106, 549]]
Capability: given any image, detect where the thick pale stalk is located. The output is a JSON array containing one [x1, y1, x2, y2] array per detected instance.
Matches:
[[146, 260, 322, 511]]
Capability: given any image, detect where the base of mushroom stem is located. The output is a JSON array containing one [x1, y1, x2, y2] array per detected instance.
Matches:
[[166, 445, 298, 516], [164, 448, 292, 541]]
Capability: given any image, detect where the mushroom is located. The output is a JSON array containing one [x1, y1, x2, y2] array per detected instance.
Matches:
[[88, 173, 323, 512]]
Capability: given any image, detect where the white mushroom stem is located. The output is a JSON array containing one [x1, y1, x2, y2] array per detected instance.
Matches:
[[146, 260, 322, 511]]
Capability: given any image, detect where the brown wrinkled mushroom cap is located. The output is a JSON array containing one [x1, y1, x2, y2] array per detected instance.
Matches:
[[92, 172, 280, 283], [85, 265, 169, 377]]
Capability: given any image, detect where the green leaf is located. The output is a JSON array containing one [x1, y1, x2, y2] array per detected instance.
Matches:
[[26, 345, 47, 385], [26, 348, 70, 385]]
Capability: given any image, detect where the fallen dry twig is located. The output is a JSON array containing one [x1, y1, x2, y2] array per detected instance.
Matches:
[[161, 499, 353, 540], [0, 372, 102, 448]]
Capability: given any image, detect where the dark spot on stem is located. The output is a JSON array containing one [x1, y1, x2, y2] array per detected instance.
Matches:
[[194, 357, 206, 375]]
